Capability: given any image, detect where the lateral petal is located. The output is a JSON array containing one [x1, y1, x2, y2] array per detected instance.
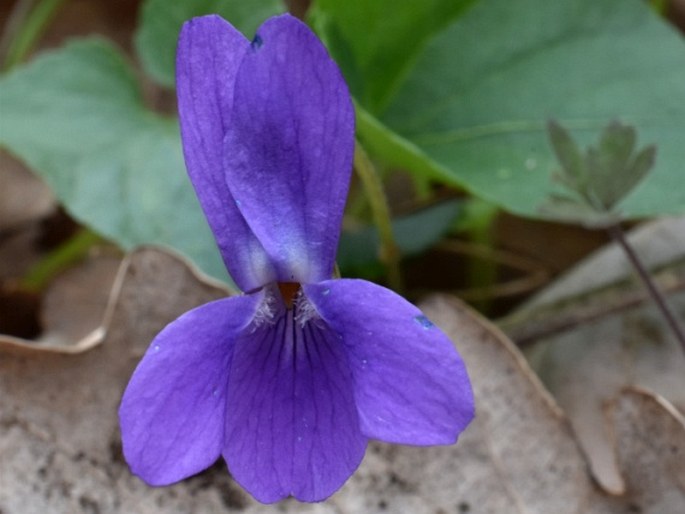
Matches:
[[177, 15, 276, 291], [224, 308, 366, 503], [224, 14, 354, 283], [119, 292, 262, 485], [304, 280, 474, 445]]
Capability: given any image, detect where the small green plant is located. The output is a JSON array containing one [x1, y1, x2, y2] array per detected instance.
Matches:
[[544, 120, 684, 353]]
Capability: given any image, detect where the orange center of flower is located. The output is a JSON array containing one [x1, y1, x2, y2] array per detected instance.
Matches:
[[277, 282, 301, 309]]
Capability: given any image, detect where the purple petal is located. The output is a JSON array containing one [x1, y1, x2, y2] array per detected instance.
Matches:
[[224, 305, 366, 503], [304, 280, 474, 445], [119, 292, 263, 485], [177, 15, 276, 291], [223, 14, 354, 284]]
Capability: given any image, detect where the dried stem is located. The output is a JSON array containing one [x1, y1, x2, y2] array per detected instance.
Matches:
[[607, 223, 685, 355], [501, 275, 685, 346], [353, 140, 404, 293]]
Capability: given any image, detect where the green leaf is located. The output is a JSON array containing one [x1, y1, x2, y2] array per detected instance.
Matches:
[[547, 119, 587, 188], [546, 120, 658, 215], [135, 0, 284, 88], [597, 122, 637, 167], [0, 39, 227, 281], [585, 121, 642, 209], [355, 103, 450, 182], [621, 145, 657, 204], [376, 0, 685, 220], [338, 200, 461, 277], [311, 0, 477, 113]]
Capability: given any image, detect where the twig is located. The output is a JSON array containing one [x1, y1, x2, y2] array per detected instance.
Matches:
[[500, 276, 685, 346], [353, 140, 404, 293], [607, 223, 685, 355]]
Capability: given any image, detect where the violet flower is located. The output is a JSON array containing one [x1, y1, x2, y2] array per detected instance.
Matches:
[[119, 13, 474, 504]]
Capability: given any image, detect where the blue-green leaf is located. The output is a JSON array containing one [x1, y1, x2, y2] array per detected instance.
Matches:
[[0, 39, 227, 280], [311, 0, 477, 113], [374, 0, 685, 219]]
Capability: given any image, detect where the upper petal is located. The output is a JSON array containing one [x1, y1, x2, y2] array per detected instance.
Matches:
[[223, 306, 366, 503], [223, 14, 355, 284], [119, 292, 263, 485], [176, 15, 276, 291], [304, 279, 474, 445]]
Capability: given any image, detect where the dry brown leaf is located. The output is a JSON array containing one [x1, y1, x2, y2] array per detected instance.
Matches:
[[0, 245, 232, 354], [0, 252, 121, 353], [1, 249, 683, 513], [0, 247, 244, 514], [503, 217, 685, 494], [607, 388, 685, 513]]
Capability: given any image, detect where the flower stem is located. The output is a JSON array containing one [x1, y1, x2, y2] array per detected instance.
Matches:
[[20, 228, 102, 292], [1, 0, 68, 70], [353, 140, 404, 293], [607, 223, 685, 355]]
